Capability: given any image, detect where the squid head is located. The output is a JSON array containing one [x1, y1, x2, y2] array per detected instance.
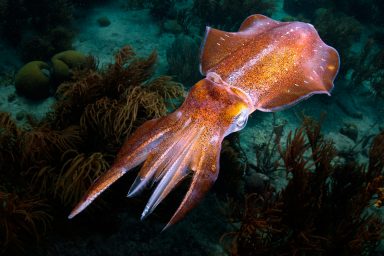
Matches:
[[68, 76, 252, 228]]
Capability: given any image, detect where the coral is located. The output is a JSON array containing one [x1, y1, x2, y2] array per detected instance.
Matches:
[[51, 50, 88, 84], [0, 190, 52, 255], [166, 34, 201, 87], [14, 61, 51, 99], [222, 117, 384, 255]]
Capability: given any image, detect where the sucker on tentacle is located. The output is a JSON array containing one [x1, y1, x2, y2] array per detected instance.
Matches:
[[68, 14, 339, 229]]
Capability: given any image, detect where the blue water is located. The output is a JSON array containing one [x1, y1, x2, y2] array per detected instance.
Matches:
[[0, 0, 383, 255]]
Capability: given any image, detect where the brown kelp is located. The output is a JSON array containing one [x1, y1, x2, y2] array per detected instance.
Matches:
[[222, 117, 384, 255], [0, 46, 184, 253], [25, 46, 184, 206], [0, 189, 52, 255]]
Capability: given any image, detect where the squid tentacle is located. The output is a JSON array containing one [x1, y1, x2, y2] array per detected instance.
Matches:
[[68, 116, 176, 219], [164, 139, 221, 229], [140, 125, 204, 220]]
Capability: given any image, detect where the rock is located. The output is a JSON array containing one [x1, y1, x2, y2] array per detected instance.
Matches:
[[339, 122, 358, 141]]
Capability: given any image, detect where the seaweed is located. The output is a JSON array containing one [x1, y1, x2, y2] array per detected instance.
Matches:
[[166, 34, 201, 87], [350, 38, 384, 99], [23, 46, 184, 205], [54, 150, 111, 206], [50, 47, 182, 129], [0, 46, 184, 253], [248, 114, 285, 178], [0, 190, 52, 255], [222, 117, 384, 255], [0, 112, 23, 187], [20, 125, 83, 166]]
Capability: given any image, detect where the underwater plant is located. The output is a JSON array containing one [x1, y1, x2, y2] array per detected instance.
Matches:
[[0, 190, 52, 255], [0, 45, 184, 252], [249, 115, 285, 178], [0, 112, 23, 185], [20, 125, 83, 167], [351, 38, 384, 99], [18, 46, 183, 207], [166, 35, 201, 87], [54, 150, 111, 206], [222, 117, 384, 255]]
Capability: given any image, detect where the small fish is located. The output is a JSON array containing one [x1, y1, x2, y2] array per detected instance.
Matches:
[[68, 14, 339, 229]]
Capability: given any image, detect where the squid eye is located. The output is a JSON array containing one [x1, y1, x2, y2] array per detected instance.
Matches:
[[232, 111, 248, 130], [236, 114, 248, 129], [225, 108, 250, 137]]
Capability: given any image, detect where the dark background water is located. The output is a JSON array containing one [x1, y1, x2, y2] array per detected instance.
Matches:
[[0, 0, 383, 255]]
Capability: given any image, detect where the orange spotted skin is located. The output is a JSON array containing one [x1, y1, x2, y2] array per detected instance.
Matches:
[[201, 15, 339, 111], [68, 14, 339, 229]]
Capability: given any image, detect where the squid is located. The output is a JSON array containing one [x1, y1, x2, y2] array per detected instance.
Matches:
[[68, 14, 339, 229]]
